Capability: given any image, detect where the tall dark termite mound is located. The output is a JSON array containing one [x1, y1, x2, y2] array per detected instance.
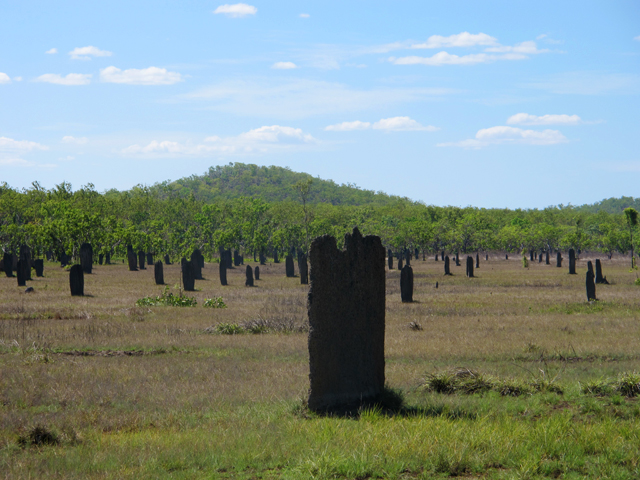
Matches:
[[466, 256, 474, 278], [556, 251, 562, 268], [191, 249, 203, 280], [127, 246, 138, 271], [34, 259, 44, 277], [3, 252, 13, 277], [586, 270, 597, 301], [307, 228, 385, 412], [388, 249, 393, 270], [299, 253, 308, 284], [16, 260, 27, 286], [568, 249, 576, 274], [154, 261, 164, 285], [19, 245, 32, 280], [255, 266, 260, 280], [138, 251, 146, 270], [69, 264, 84, 296], [219, 259, 227, 286], [444, 255, 452, 275], [400, 264, 413, 303], [182, 260, 195, 291], [595, 259, 608, 284], [245, 265, 254, 286]]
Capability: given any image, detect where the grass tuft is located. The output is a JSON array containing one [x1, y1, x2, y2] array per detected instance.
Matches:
[[17, 425, 59, 448], [424, 368, 563, 397]]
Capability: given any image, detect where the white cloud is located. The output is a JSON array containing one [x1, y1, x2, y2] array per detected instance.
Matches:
[[0, 137, 49, 167], [271, 61, 297, 70], [438, 126, 567, 148], [299, 13, 310, 18], [62, 135, 89, 145], [181, 79, 456, 119], [390, 51, 527, 66], [507, 113, 582, 126], [325, 121, 372, 131], [100, 66, 183, 85], [0, 158, 36, 167], [45, 48, 58, 54], [122, 125, 316, 158], [325, 117, 438, 132], [536, 34, 563, 45], [411, 32, 498, 49], [372, 116, 439, 131], [0, 73, 10, 84], [69, 46, 112, 60], [635, 36, 640, 41], [525, 72, 640, 95], [236, 125, 315, 143], [484, 41, 548, 54], [0, 136, 48, 152], [213, 3, 257, 17], [13, 77, 22, 82], [35, 73, 92, 85]]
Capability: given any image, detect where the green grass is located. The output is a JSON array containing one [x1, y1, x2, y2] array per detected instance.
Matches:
[[2, 255, 640, 478]]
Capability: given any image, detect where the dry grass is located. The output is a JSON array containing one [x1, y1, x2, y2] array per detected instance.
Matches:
[[1, 254, 640, 478]]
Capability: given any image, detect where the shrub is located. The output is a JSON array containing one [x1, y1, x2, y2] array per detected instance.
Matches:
[[136, 286, 197, 307], [203, 297, 227, 308]]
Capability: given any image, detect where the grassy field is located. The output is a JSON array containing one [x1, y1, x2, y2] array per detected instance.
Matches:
[[1, 253, 639, 479]]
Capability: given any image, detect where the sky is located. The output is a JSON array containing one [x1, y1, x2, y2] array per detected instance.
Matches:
[[1, 0, 639, 209]]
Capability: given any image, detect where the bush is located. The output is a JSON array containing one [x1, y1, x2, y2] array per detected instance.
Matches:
[[136, 286, 197, 307], [210, 323, 244, 335], [203, 297, 227, 308]]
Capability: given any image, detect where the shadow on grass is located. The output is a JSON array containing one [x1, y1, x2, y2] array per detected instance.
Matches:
[[295, 386, 477, 420]]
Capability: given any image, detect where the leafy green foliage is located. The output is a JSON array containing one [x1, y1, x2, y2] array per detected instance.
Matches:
[[1, 167, 639, 266], [160, 162, 406, 206], [203, 297, 227, 308], [209, 323, 244, 335], [136, 287, 197, 307]]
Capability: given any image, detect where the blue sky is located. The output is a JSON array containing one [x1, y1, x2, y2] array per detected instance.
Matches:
[[1, 1, 638, 208]]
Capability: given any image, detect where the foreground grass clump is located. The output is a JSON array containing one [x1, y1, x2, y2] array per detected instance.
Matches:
[[582, 371, 640, 397], [423, 368, 564, 396], [135, 286, 198, 307]]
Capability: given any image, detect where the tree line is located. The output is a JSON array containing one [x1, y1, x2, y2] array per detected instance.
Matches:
[[0, 180, 638, 265]]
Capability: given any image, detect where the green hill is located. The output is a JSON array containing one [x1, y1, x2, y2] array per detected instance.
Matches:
[[155, 162, 410, 206], [576, 196, 640, 214]]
